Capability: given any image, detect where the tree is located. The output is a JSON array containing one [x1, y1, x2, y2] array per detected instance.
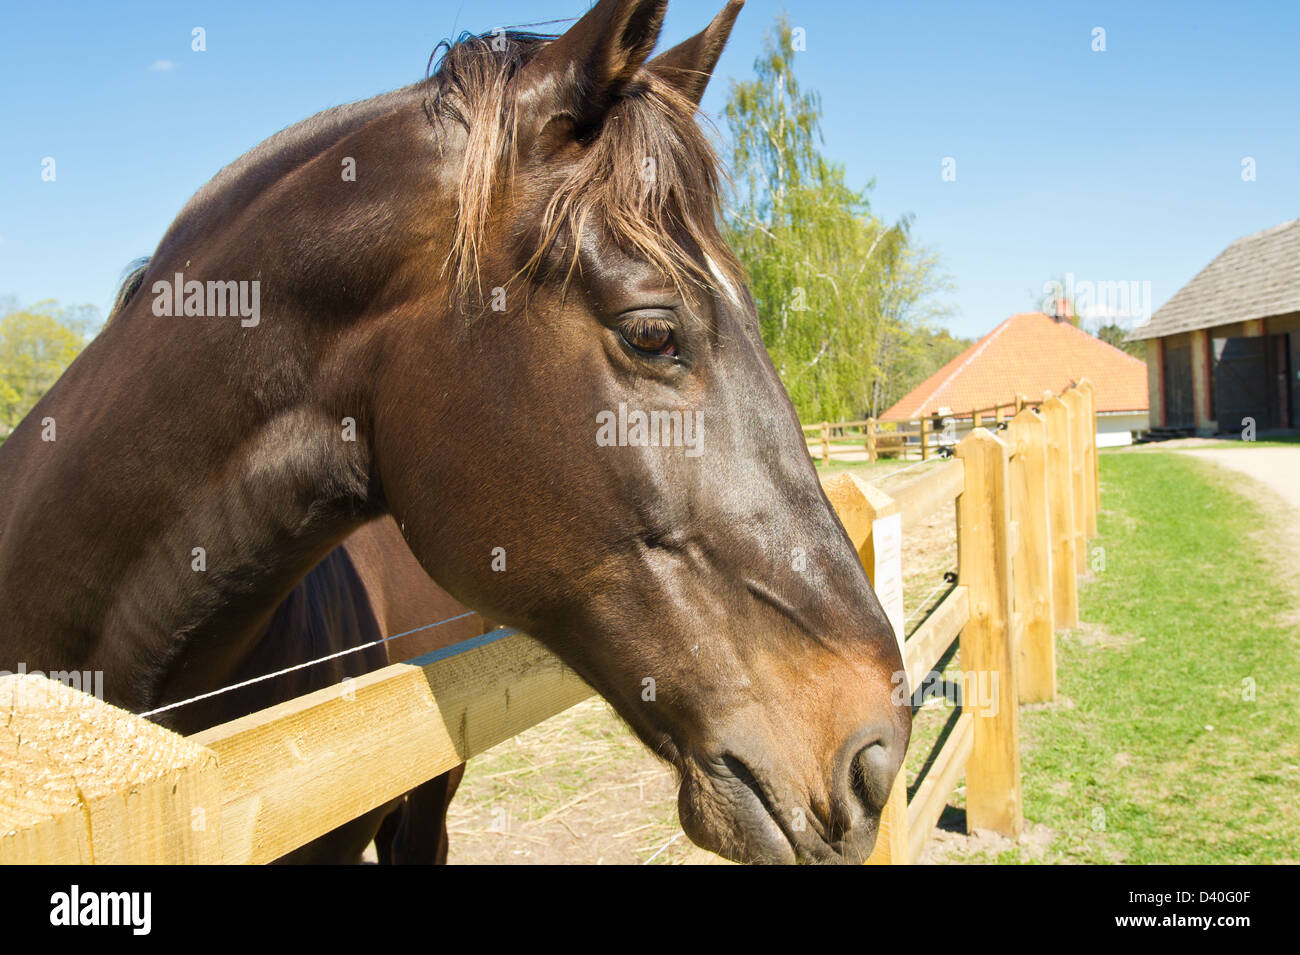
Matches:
[[1094, 322, 1145, 358], [0, 301, 93, 434], [723, 16, 951, 421]]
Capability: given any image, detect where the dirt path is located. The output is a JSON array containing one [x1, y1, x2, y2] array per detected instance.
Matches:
[[1179, 447, 1300, 532]]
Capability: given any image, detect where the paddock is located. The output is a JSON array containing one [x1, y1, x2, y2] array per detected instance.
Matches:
[[0, 383, 1101, 865]]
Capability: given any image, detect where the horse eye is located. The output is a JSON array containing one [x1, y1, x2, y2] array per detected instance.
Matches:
[[619, 315, 677, 357]]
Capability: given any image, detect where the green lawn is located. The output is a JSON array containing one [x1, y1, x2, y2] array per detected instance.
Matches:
[[993, 451, 1300, 863]]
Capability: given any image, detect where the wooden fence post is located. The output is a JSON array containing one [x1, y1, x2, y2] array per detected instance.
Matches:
[[1040, 395, 1078, 629], [0, 674, 221, 863], [821, 421, 830, 466], [1073, 385, 1095, 543], [1060, 388, 1088, 572], [955, 429, 1022, 838], [822, 473, 908, 864], [866, 417, 878, 462], [1078, 378, 1100, 528], [1008, 409, 1056, 703], [920, 418, 930, 460], [995, 406, 1006, 427], [973, 410, 983, 430]]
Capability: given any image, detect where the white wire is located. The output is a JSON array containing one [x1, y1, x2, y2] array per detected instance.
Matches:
[[139, 611, 480, 718]]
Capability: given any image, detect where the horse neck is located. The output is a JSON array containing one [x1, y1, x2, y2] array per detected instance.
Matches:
[[0, 86, 445, 710], [0, 269, 385, 713]]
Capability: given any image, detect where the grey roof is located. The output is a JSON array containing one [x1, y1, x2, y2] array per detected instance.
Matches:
[[1127, 218, 1300, 340]]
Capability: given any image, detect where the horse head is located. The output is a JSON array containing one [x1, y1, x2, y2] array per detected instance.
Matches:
[[365, 0, 911, 863]]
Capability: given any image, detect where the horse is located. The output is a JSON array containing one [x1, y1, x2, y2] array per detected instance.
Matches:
[[0, 0, 910, 864]]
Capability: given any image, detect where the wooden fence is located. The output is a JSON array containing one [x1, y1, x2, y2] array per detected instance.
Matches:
[[804, 393, 1055, 464], [824, 379, 1098, 862], [0, 382, 1100, 865]]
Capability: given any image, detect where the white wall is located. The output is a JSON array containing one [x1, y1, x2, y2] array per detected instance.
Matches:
[[1097, 411, 1149, 447]]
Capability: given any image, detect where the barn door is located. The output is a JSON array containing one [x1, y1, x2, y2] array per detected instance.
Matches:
[[1163, 338, 1194, 429], [1289, 333, 1300, 429], [1213, 336, 1273, 432]]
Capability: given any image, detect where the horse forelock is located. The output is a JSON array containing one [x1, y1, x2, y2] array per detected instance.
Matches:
[[425, 29, 744, 308]]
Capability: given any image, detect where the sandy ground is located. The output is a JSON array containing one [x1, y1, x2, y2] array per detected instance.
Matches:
[[1177, 447, 1300, 518]]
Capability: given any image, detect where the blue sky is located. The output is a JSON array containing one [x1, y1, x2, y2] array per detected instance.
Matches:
[[1, 0, 1297, 338]]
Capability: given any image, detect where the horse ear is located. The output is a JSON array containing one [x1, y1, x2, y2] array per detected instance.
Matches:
[[514, 0, 667, 150], [646, 0, 743, 106]]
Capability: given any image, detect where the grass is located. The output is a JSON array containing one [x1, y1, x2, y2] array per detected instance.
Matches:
[[945, 450, 1300, 863], [812, 455, 912, 477]]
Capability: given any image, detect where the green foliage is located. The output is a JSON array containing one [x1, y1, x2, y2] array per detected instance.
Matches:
[[722, 16, 953, 421], [0, 299, 95, 433], [1094, 322, 1145, 359]]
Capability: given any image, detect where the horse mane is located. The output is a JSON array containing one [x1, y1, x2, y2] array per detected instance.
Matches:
[[108, 30, 743, 327], [105, 256, 151, 327], [425, 29, 743, 304]]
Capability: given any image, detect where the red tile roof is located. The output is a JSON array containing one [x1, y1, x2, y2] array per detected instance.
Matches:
[[881, 312, 1149, 421]]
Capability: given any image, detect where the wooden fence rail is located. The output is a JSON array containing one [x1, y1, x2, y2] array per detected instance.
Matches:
[[1, 384, 1099, 865], [802, 387, 1093, 465]]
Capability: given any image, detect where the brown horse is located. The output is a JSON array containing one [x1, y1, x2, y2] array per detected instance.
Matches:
[[0, 0, 909, 864]]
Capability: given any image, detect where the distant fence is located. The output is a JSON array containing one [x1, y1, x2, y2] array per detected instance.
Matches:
[[0, 382, 1099, 865], [803, 394, 1046, 464]]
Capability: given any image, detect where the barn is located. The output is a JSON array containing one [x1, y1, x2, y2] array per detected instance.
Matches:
[[1128, 218, 1300, 436], [881, 311, 1149, 447]]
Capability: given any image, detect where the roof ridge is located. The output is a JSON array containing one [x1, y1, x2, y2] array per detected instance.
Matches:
[[1228, 217, 1300, 246], [902, 313, 1019, 415], [1129, 215, 1300, 340], [1057, 314, 1149, 366]]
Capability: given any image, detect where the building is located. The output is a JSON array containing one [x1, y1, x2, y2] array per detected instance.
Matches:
[[881, 311, 1149, 446], [1127, 218, 1300, 436]]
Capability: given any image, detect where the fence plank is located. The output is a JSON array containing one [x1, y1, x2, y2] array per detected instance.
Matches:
[[891, 458, 965, 532], [955, 429, 1022, 838], [1078, 378, 1101, 531], [0, 674, 220, 864], [191, 629, 592, 864], [1008, 409, 1056, 702], [906, 712, 974, 864], [821, 473, 908, 865], [1040, 395, 1078, 629], [904, 585, 969, 692], [1060, 388, 1088, 572]]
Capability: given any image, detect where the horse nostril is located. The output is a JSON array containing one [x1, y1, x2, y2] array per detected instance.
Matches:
[[849, 738, 897, 814]]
